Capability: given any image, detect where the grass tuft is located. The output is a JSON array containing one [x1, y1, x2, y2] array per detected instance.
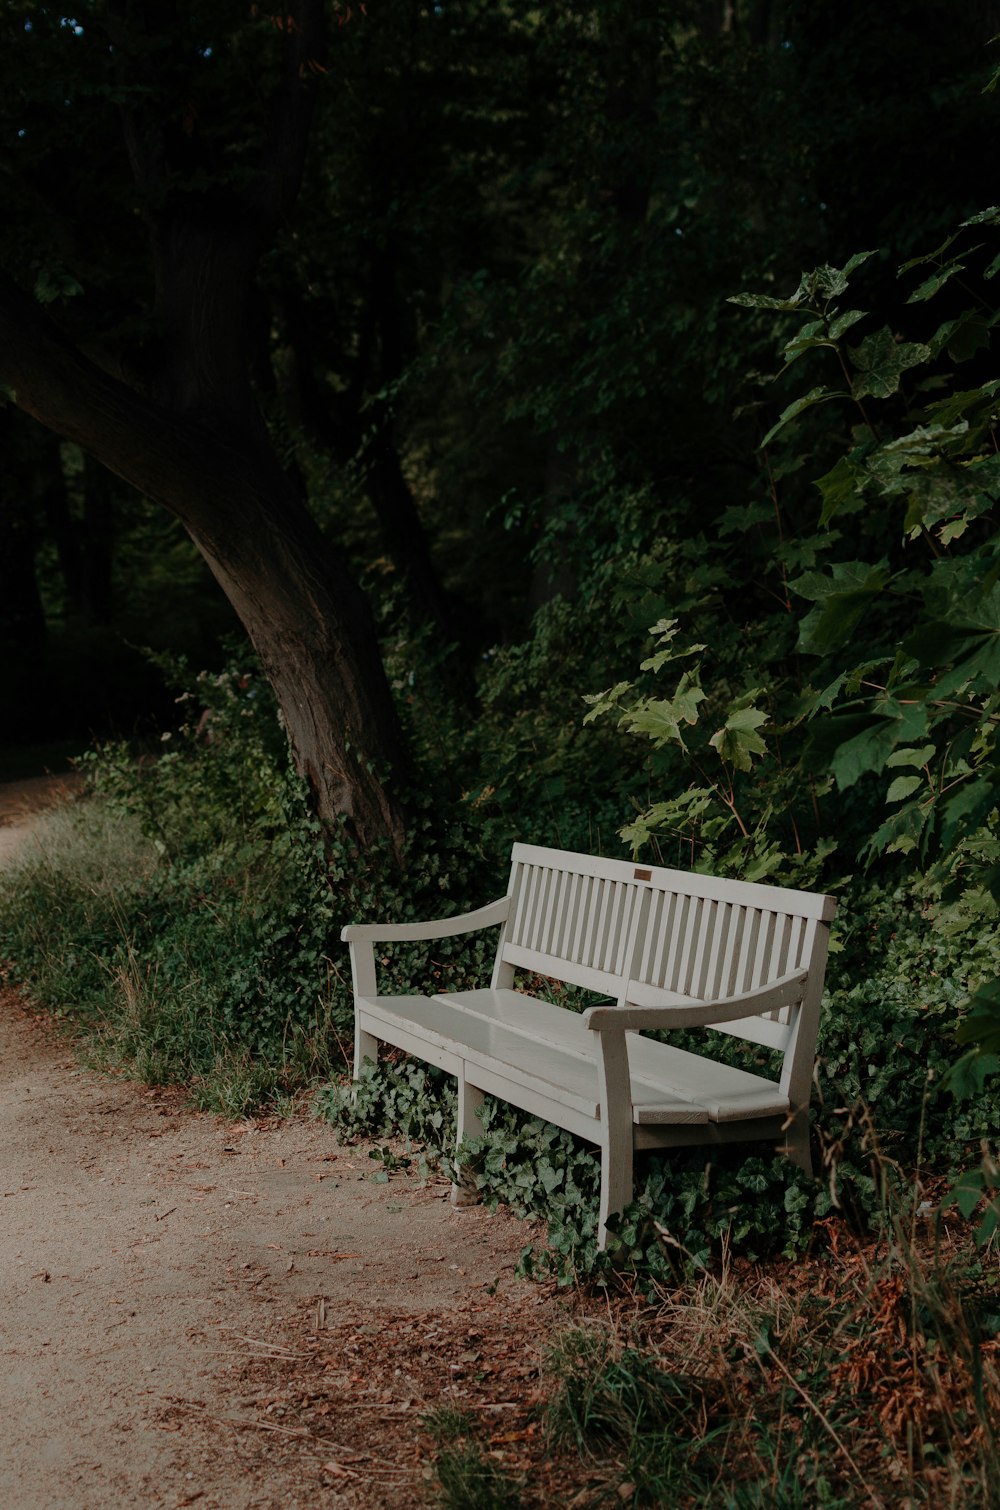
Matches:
[[422, 1407, 524, 1510]]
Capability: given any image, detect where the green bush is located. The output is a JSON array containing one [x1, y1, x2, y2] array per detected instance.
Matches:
[[0, 657, 351, 1108], [0, 651, 503, 1111]]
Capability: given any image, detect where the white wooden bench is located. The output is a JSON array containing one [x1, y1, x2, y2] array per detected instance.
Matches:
[[341, 844, 836, 1248]]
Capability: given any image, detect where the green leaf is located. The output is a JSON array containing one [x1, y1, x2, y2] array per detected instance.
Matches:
[[867, 801, 927, 856], [841, 250, 878, 279], [830, 721, 901, 791], [887, 745, 936, 768], [623, 676, 706, 750], [797, 253, 876, 305], [582, 681, 633, 723], [814, 673, 847, 711], [814, 454, 866, 524], [792, 560, 894, 654], [828, 308, 867, 340], [959, 206, 1000, 227], [760, 386, 845, 449], [899, 234, 960, 273], [33, 265, 84, 304], [709, 703, 768, 772], [906, 262, 966, 303], [948, 1166, 989, 1217], [639, 620, 705, 674], [943, 1048, 1000, 1102], [956, 977, 1000, 1053], [939, 778, 1000, 852], [947, 314, 992, 363], [886, 774, 921, 803], [783, 319, 839, 365], [904, 589, 1000, 689], [727, 291, 809, 312], [847, 327, 932, 400], [817, 702, 929, 791]]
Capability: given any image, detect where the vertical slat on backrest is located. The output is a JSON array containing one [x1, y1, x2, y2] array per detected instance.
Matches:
[[554, 867, 575, 954], [531, 866, 553, 953], [611, 883, 639, 976], [583, 879, 605, 969], [721, 906, 743, 995], [539, 866, 564, 955], [551, 869, 579, 960], [512, 861, 540, 948], [672, 895, 697, 994], [761, 912, 791, 1022], [593, 880, 614, 973], [750, 910, 776, 992], [571, 873, 593, 963], [779, 914, 808, 1023], [596, 879, 622, 974], [733, 906, 760, 994], [597, 882, 618, 975], [788, 914, 806, 969], [704, 901, 732, 1000], [780, 912, 827, 1104], [690, 897, 718, 997], [543, 868, 564, 957], [646, 890, 666, 985], [655, 892, 678, 990], [507, 859, 527, 945], [643, 887, 664, 984], [530, 865, 549, 953]]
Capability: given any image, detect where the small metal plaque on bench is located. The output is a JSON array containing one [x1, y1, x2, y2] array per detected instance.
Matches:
[[634, 868, 652, 881]]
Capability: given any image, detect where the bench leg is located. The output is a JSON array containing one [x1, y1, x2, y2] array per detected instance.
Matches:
[[450, 1073, 485, 1209], [352, 1022, 379, 1101], [598, 1129, 634, 1251], [782, 1112, 813, 1177], [595, 1031, 635, 1250]]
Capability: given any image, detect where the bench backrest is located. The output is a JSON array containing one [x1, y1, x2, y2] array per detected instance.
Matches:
[[493, 843, 836, 1104], [493, 845, 652, 999]]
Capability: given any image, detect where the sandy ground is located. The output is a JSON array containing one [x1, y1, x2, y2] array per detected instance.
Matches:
[[0, 780, 567, 1510]]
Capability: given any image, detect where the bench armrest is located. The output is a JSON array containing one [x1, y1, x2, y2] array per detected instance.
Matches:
[[582, 968, 809, 1032], [341, 895, 511, 946]]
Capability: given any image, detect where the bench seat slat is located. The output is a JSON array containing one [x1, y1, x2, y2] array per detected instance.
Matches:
[[438, 989, 788, 1117], [358, 994, 602, 1116], [434, 986, 597, 1058]]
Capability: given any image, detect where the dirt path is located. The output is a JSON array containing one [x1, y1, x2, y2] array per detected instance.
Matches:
[[0, 782, 572, 1510], [0, 773, 84, 866]]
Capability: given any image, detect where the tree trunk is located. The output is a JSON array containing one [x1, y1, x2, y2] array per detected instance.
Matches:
[[181, 465, 407, 854]]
